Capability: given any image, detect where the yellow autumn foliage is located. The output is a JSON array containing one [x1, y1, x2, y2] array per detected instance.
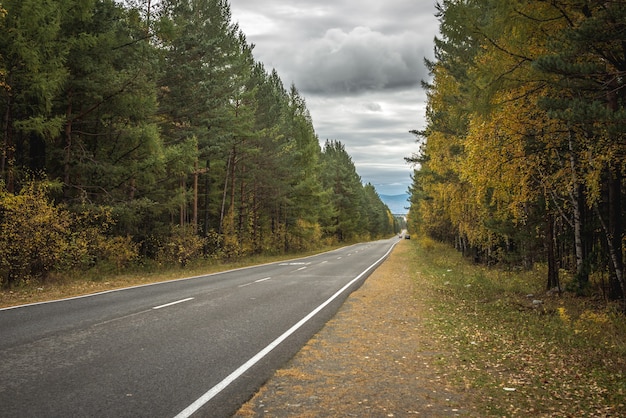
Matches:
[[157, 225, 205, 267], [0, 181, 139, 287], [0, 182, 76, 285]]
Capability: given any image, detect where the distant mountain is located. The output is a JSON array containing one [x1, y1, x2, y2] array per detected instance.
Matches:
[[380, 193, 410, 215]]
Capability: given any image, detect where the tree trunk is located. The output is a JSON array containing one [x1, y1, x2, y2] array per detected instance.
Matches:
[[608, 168, 623, 300], [229, 146, 236, 222], [219, 149, 233, 233], [63, 93, 73, 199], [203, 158, 211, 235], [180, 175, 186, 227], [568, 134, 588, 290], [193, 160, 198, 234], [238, 163, 246, 234], [545, 211, 560, 291], [1, 88, 11, 189], [606, 72, 624, 301]]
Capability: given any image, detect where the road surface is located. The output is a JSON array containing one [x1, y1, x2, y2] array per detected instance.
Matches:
[[0, 237, 398, 417]]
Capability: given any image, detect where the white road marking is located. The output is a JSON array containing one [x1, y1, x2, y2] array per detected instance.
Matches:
[[296, 267, 307, 271], [174, 241, 399, 418], [152, 297, 194, 310], [94, 310, 152, 327], [240, 277, 271, 288], [1, 248, 347, 312]]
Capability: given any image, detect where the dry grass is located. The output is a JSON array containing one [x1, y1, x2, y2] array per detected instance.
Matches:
[[234, 240, 473, 417]]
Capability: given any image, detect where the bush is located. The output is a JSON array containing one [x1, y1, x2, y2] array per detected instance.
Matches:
[[0, 182, 77, 286], [157, 225, 205, 267], [98, 235, 139, 270], [0, 182, 140, 287]]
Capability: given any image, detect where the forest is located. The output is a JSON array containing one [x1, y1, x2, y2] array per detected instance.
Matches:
[[0, 0, 400, 287], [408, 0, 626, 305]]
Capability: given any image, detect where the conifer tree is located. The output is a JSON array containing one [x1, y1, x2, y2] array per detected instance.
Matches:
[[320, 140, 363, 242], [0, 0, 78, 191]]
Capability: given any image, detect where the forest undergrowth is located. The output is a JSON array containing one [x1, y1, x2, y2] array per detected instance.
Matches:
[[414, 237, 626, 416]]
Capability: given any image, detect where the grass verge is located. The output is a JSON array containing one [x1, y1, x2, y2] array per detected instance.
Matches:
[[410, 237, 626, 416], [0, 247, 339, 309]]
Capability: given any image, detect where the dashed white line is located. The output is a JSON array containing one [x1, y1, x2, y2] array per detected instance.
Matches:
[[239, 277, 272, 288], [174, 241, 399, 418], [296, 267, 307, 271], [152, 297, 194, 310]]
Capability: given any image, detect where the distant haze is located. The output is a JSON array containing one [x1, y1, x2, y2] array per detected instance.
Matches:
[[379, 193, 409, 215]]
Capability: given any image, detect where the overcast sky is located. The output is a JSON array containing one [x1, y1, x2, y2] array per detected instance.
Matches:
[[228, 0, 440, 196]]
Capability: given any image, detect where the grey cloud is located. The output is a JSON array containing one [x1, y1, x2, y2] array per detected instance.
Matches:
[[228, 0, 438, 195], [285, 27, 427, 95], [363, 102, 382, 112]]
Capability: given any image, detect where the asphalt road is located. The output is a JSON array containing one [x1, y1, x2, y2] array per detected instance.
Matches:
[[0, 237, 399, 417]]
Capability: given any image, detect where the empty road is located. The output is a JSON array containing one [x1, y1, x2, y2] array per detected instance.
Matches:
[[0, 238, 399, 417]]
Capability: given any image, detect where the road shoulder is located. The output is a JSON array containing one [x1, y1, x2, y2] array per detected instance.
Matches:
[[234, 241, 471, 417]]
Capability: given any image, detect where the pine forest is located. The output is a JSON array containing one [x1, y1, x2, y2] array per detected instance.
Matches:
[[0, 0, 400, 287], [409, 0, 626, 305]]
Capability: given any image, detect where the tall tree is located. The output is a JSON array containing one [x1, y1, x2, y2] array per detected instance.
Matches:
[[410, 0, 625, 301], [157, 0, 234, 230], [54, 0, 163, 204], [320, 140, 364, 242], [0, 0, 81, 191]]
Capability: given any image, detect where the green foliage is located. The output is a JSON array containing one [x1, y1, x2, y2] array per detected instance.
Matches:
[[0, 0, 394, 284]]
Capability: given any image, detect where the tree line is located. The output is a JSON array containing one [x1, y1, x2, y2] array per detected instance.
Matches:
[[408, 0, 625, 303], [0, 0, 399, 287]]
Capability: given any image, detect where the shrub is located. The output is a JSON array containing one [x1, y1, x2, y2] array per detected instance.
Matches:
[[0, 182, 76, 286], [98, 235, 139, 270], [0, 182, 140, 286], [157, 225, 205, 267]]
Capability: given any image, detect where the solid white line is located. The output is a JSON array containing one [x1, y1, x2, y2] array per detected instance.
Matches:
[[174, 241, 398, 418], [152, 297, 194, 310]]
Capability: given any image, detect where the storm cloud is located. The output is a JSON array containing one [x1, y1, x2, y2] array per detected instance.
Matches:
[[229, 0, 439, 195], [287, 27, 427, 95]]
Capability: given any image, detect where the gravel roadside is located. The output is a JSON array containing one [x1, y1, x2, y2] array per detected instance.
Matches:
[[234, 240, 473, 417]]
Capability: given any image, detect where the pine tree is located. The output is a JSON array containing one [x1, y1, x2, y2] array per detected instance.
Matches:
[[0, 0, 78, 191]]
